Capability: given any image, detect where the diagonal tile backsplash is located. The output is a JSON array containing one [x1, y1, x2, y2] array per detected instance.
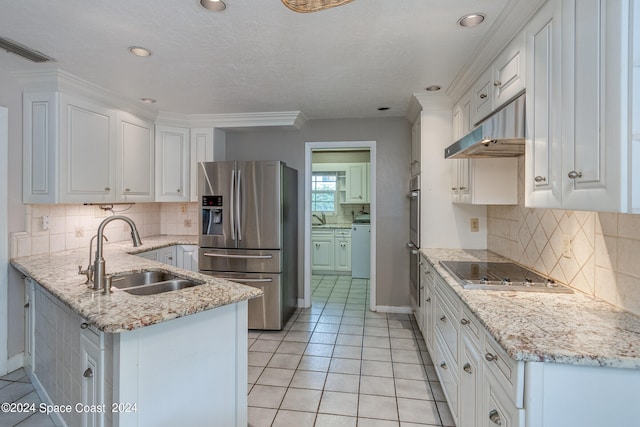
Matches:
[[488, 157, 640, 316]]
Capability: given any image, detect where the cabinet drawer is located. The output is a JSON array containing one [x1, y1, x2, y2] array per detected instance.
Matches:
[[483, 332, 524, 407], [434, 286, 459, 366], [434, 330, 459, 425], [460, 305, 482, 345], [312, 229, 334, 238], [333, 229, 351, 238]]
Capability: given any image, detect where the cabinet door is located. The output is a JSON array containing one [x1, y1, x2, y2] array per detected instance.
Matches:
[[472, 68, 493, 126], [346, 163, 369, 203], [311, 233, 334, 271], [460, 334, 483, 427], [137, 249, 159, 261], [117, 112, 154, 202], [493, 33, 526, 109], [334, 238, 351, 271], [561, 0, 631, 212], [482, 370, 524, 427], [59, 94, 117, 203], [176, 245, 199, 271], [525, 0, 562, 208], [80, 328, 104, 427], [190, 127, 215, 202], [23, 278, 35, 371], [156, 125, 190, 201], [157, 246, 177, 266]]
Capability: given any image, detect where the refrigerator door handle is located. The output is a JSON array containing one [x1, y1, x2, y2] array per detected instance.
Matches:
[[216, 277, 273, 283], [230, 169, 236, 240], [203, 252, 274, 260], [236, 169, 242, 241]]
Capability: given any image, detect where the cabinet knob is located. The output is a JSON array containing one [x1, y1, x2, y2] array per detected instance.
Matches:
[[485, 352, 498, 362], [425, 297, 431, 302], [463, 363, 472, 374], [125, 188, 131, 192], [440, 315, 446, 322], [24, 302, 30, 308], [177, 189, 181, 192], [568, 171, 582, 179], [489, 409, 502, 425], [451, 187, 458, 191], [459, 186, 466, 190], [534, 176, 547, 183], [440, 362, 447, 370], [104, 187, 111, 191], [493, 80, 502, 87], [80, 322, 89, 329], [460, 318, 470, 325], [479, 93, 487, 99], [83, 368, 94, 378]]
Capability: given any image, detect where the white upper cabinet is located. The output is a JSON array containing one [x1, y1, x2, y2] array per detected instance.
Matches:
[[155, 125, 190, 202], [23, 90, 156, 204], [411, 119, 421, 177], [117, 112, 154, 202], [190, 127, 215, 202], [471, 34, 526, 126], [526, 0, 639, 213], [525, 0, 563, 208], [346, 163, 369, 204], [59, 94, 117, 203]]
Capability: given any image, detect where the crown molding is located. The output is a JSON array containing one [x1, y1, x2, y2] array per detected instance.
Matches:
[[155, 110, 307, 130], [13, 69, 159, 121], [446, 0, 546, 104], [407, 93, 453, 122]]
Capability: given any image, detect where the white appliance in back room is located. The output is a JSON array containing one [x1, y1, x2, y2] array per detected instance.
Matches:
[[351, 214, 370, 279]]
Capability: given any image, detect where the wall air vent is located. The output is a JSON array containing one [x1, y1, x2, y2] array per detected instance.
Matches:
[[0, 37, 54, 63]]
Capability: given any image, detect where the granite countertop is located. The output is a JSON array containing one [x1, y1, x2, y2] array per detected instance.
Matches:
[[11, 235, 262, 334], [421, 248, 640, 369]]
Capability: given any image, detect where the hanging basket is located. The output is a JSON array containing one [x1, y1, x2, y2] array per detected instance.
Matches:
[[281, 0, 354, 13]]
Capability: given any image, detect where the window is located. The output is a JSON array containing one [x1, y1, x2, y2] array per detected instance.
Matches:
[[312, 172, 337, 212]]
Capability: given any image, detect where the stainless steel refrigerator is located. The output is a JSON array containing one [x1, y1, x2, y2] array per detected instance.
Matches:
[[198, 160, 298, 330]]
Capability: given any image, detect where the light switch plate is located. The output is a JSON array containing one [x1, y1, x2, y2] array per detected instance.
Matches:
[[562, 235, 571, 258], [470, 218, 480, 232]]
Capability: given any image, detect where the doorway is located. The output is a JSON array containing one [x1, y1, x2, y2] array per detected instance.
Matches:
[[303, 141, 376, 312]]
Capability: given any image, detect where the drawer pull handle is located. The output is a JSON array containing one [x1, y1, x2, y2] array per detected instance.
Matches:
[[461, 318, 470, 325], [463, 363, 472, 374], [80, 322, 89, 329], [479, 93, 488, 99], [425, 297, 431, 302], [494, 80, 502, 87], [24, 303, 30, 308], [440, 315, 446, 322], [534, 175, 546, 183], [489, 409, 502, 425], [485, 352, 498, 362], [568, 170, 582, 179], [440, 362, 447, 370], [83, 368, 93, 378]]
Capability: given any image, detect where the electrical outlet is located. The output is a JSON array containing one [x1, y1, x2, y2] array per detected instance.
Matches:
[[562, 235, 571, 258], [180, 204, 187, 214], [42, 215, 50, 231], [470, 218, 480, 232], [184, 219, 192, 228]]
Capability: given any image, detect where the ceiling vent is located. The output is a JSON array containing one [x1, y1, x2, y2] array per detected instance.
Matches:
[[0, 37, 54, 63]]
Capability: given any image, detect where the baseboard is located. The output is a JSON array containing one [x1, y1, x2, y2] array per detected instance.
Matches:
[[375, 305, 413, 314], [297, 298, 308, 308], [5, 352, 24, 374]]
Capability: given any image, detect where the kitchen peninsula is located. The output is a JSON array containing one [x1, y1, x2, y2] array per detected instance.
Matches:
[[11, 236, 261, 427]]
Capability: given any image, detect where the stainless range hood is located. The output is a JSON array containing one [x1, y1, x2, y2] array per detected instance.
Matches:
[[444, 94, 525, 159]]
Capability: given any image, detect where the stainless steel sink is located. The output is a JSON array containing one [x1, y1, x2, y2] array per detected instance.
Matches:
[[110, 270, 204, 295]]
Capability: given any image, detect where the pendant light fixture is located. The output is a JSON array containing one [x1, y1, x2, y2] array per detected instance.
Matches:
[[281, 0, 354, 13]]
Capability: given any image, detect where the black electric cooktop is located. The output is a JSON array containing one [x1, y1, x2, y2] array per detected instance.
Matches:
[[439, 261, 572, 293]]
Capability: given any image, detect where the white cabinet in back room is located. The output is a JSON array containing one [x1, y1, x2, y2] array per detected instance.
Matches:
[[311, 229, 335, 272], [345, 163, 369, 204], [333, 229, 352, 272]]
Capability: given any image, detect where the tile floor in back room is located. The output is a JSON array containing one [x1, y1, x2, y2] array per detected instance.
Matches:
[[0, 274, 453, 427]]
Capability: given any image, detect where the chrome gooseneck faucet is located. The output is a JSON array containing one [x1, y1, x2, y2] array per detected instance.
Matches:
[[92, 215, 142, 291]]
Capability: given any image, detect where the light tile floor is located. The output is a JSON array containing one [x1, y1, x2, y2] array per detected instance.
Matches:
[[0, 368, 56, 427], [248, 274, 454, 427]]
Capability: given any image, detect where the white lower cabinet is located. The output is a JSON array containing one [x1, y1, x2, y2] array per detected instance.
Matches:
[[312, 229, 352, 273], [333, 229, 352, 272], [483, 369, 525, 427], [136, 246, 177, 266], [80, 325, 105, 427], [460, 330, 482, 427], [176, 245, 198, 271]]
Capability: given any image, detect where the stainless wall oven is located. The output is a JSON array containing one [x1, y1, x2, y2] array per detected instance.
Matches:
[[408, 175, 420, 307]]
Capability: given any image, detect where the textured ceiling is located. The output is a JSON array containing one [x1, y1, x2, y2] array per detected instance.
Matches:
[[0, 0, 513, 119]]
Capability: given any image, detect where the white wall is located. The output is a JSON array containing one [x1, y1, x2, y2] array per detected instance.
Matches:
[[225, 117, 412, 307], [419, 100, 488, 250]]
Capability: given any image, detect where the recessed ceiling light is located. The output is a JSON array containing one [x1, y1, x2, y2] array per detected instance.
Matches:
[[457, 13, 486, 28], [200, 0, 227, 11], [425, 85, 441, 92], [129, 46, 152, 57], [140, 98, 156, 104], [377, 107, 390, 111]]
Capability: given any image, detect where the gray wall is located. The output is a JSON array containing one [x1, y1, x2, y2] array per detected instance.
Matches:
[[225, 117, 412, 308]]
